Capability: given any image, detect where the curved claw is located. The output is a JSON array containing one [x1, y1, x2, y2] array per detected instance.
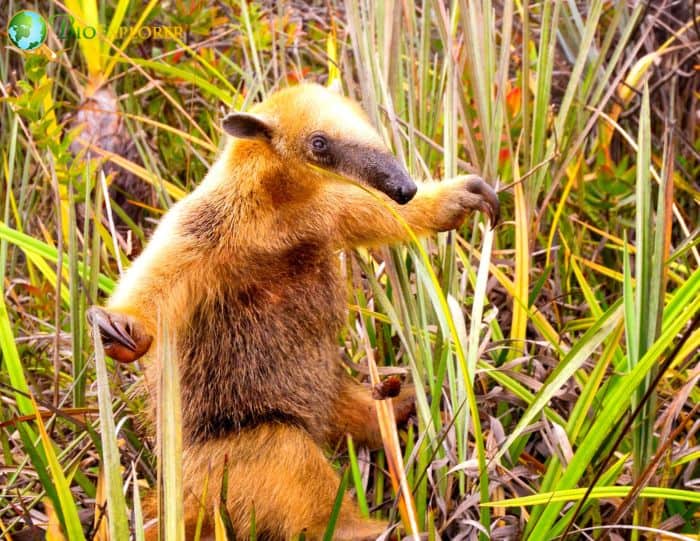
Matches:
[[87, 306, 153, 363], [465, 176, 500, 228]]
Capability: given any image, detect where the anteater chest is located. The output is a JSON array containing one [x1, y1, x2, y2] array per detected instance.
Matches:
[[177, 245, 346, 443]]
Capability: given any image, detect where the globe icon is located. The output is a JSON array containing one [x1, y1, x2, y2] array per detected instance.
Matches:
[[8, 10, 47, 51]]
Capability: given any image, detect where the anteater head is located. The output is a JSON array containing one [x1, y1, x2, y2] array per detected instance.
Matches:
[[221, 83, 417, 205]]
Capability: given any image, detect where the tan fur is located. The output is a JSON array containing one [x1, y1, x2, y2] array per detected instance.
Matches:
[[144, 425, 387, 541], [101, 84, 495, 540]]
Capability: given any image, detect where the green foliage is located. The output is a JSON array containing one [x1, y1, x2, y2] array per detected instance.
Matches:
[[1, 1, 698, 539]]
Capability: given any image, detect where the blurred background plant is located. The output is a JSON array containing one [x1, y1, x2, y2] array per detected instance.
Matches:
[[0, 1, 698, 540]]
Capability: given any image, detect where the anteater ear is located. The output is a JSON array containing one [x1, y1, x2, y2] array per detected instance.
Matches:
[[222, 113, 273, 141]]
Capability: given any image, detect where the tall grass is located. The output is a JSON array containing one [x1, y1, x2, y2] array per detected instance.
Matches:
[[1, 1, 698, 539]]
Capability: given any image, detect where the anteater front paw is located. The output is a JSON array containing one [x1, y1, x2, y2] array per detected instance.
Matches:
[[87, 306, 153, 363], [437, 175, 500, 231]]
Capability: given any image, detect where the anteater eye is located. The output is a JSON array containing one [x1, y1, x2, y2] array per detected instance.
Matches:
[[310, 134, 329, 153]]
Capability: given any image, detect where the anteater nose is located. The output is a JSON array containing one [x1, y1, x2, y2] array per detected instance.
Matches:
[[395, 182, 418, 205]]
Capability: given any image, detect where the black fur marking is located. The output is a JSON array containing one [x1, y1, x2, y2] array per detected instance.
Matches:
[[222, 113, 273, 141]]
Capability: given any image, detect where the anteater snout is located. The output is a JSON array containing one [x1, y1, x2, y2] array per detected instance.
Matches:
[[336, 144, 418, 205], [372, 159, 417, 205], [392, 181, 417, 205]]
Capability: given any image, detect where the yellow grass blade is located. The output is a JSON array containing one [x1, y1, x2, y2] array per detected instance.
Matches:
[[80, 140, 186, 200], [326, 23, 341, 87], [510, 168, 529, 359], [63, 0, 103, 81], [31, 396, 86, 541], [44, 498, 68, 541], [358, 319, 420, 539], [122, 112, 218, 153], [546, 155, 581, 267], [102, 0, 160, 82], [458, 239, 563, 350]]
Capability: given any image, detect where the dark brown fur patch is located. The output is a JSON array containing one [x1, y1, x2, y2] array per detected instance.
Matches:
[[180, 198, 229, 246], [177, 240, 346, 445]]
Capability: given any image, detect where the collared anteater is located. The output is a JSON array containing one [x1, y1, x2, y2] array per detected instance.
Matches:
[[88, 83, 499, 540]]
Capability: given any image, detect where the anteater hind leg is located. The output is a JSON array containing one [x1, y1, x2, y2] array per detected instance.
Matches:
[[143, 424, 388, 541], [326, 376, 416, 449]]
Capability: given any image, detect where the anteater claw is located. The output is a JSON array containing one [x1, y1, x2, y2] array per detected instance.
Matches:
[[86, 306, 153, 363], [465, 176, 500, 228]]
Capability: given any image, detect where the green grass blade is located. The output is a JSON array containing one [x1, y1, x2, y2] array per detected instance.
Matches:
[[495, 302, 623, 461], [528, 291, 700, 538], [323, 467, 350, 541], [347, 435, 370, 518], [485, 486, 700, 507], [0, 292, 33, 417], [0, 222, 115, 294], [92, 321, 131, 541]]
